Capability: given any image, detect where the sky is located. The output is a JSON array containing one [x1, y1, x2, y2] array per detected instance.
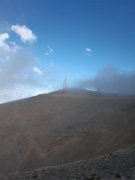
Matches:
[[0, 0, 135, 103]]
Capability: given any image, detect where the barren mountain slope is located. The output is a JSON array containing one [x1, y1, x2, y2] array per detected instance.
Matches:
[[8, 145, 135, 180], [0, 89, 135, 175]]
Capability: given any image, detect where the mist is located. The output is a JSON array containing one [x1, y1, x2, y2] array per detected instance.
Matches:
[[0, 45, 60, 103], [78, 67, 135, 95]]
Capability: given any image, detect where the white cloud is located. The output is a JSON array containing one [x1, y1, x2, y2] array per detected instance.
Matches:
[[11, 24, 37, 43], [0, 33, 9, 42], [32, 66, 43, 75], [0, 33, 19, 53], [85, 47, 92, 56], [85, 48, 92, 52], [45, 46, 54, 56], [9, 41, 17, 46], [0, 33, 10, 52]]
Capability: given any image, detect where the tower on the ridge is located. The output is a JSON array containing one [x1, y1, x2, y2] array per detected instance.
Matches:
[[63, 76, 67, 89]]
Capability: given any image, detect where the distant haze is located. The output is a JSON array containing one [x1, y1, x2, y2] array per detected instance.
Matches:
[[78, 67, 135, 95]]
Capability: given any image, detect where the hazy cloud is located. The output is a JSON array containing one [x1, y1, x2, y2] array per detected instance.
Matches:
[[45, 46, 54, 56], [0, 31, 41, 103], [0, 33, 10, 52], [85, 48, 92, 56], [0, 33, 19, 54], [11, 24, 37, 43], [0, 49, 37, 87], [0, 25, 61, 103], [0, 48, 46, 103], [32, 66, 43, 75], [0, 33, 9, 42], [78, 67, 135, 95], [0, 46, 60, 103]]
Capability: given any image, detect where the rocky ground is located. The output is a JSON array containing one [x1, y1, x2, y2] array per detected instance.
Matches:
[[5, 145, 135, 180]]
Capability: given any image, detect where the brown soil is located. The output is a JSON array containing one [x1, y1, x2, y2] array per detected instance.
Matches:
[[0, 89, 134, 175]]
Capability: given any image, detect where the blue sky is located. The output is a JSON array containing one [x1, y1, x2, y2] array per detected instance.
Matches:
[[0, 0, 135, 102]]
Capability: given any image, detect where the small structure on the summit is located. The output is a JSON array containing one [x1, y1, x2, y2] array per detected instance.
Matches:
[[63, 76, 67, 89], [97, 88, 101, 94]]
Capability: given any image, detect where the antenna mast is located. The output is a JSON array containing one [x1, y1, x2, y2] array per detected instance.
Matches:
[[63, 76, 67, 89]]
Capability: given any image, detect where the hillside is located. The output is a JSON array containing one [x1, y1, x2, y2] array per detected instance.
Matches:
[[7, 145, 135, 180], [0, 89, 135, 175]]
